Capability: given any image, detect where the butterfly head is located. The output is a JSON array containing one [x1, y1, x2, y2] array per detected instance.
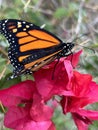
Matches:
[[63, 42, 74, 52], [59, 42, 74, 57], [65, 42, 74, 50]]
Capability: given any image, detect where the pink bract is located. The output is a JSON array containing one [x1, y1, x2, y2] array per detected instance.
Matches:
[[0, 50, 98, 130]]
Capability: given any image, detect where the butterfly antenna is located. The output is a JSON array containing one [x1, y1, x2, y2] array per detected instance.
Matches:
[[71, 33, 95, 54], [76, 40, 95, 53], [71, 32, 90, 42]]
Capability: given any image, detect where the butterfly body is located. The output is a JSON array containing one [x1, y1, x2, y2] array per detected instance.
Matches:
[[0, 19, 74, 79]]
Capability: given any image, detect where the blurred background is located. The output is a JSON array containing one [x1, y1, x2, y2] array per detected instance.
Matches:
[[0, 0, 98, 130]]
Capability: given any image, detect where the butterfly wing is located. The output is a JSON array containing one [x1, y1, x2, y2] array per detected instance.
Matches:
[[0, 19, 64, 78]]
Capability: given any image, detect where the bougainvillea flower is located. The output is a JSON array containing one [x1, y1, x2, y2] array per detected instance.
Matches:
[[5, 106, 55, 130], [0, 80, 55, 130], [34, 50, 82, 99], [60, 71, 98, 130], [0, 80, 36, 107], [1, 50, 98, 130]]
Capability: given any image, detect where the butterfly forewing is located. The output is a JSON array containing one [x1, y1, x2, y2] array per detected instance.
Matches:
[[0, 19, 74, 79]]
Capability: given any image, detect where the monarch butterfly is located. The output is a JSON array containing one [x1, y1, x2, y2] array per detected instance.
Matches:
[[0, 19, 74, 79]]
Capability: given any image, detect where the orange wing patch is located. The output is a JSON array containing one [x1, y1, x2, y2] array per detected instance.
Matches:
[[18, 55, 30, 62], [16, 32, 28, 37], [8, 25, 16, 29], [20, 40, 58, 52], [19, 36, 36, 44], [28, 30, 60, 44], [18, 30, 61, 52], [24, 50, 61, 69]]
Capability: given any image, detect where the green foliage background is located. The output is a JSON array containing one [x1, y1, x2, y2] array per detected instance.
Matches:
[[0, 0, 98, 130]]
